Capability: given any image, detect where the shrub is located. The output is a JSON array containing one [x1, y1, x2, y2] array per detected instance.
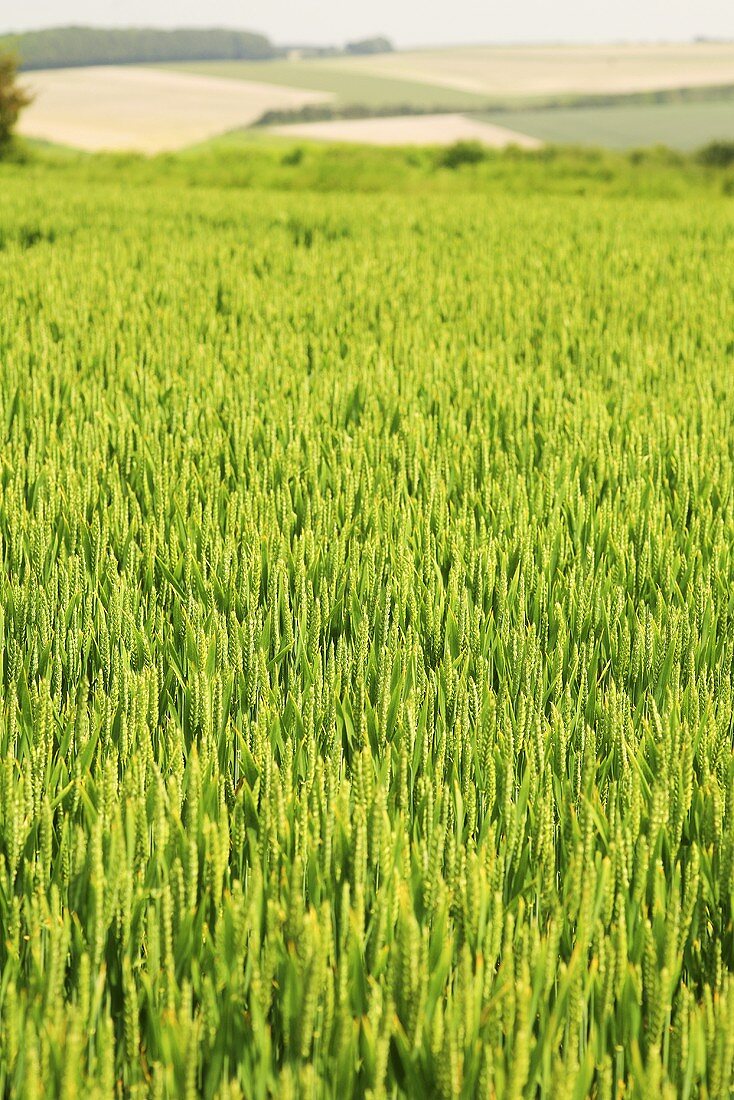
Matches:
[[438, 140, 487, 169], [696, 141, 734, 168], [0, 53, 32, 149]]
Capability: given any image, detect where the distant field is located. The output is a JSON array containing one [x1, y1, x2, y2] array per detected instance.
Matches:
[[479, 97, 734, 151], [16, 66, 330, 151], [326, 42, 734, 98], [158, 59, 488, 109], [17, 46, 734, 154], [268, 113, 541, 147]]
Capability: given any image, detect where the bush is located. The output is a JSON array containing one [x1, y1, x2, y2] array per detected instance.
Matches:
[[696, 141, 734, 169], [0, 53, 32, 149], [281, 146, 304, 167], [438, 140, 488, 169]]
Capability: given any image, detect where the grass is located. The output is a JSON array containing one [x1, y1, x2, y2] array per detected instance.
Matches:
[[476, 97, 734, 151], [0, 143, 733, 1097], [156, 59, 490, 110], [17, 138, 722, 198]]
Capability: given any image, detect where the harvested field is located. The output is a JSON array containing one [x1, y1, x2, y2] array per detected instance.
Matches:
[[268, 112, 541, 147], [329, 42, 734, 99], [17, 66, 331, 152]]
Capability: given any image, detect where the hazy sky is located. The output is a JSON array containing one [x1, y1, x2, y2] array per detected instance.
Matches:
[[5, 1, 734, 48]]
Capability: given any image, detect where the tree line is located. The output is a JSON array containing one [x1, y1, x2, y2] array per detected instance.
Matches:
[[0, 26, 279, 70]]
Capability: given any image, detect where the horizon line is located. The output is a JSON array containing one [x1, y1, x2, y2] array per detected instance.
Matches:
[[2, 24, 734, 51]]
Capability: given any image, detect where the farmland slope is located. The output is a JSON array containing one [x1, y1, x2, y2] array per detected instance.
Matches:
[[16, 66, 331, 151]]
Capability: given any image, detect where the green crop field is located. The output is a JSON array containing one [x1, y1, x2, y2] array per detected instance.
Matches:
[[157, 59, 489, 110], [478, 98, 734, 151], [1, 145, 734, 1099]]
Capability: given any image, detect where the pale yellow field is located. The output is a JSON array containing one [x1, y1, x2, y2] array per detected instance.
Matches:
[[323, 42, 734, 98], [17, 66, 331, 152], [269, 113, 541, 147]]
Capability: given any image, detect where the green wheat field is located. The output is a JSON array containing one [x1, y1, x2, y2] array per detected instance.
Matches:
[[1, 145, 733, 1098]]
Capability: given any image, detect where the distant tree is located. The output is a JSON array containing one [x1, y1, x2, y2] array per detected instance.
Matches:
[[345, 36, 394, 56], [0, 54, 32, 149]]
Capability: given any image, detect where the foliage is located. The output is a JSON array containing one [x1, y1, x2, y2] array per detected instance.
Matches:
[[345, 36, 395, 56], [0, 150, 733, 1098], [0, 26, 279, 71], [488, 83, 734, 113], [696, 140, 734, 168], [438, 140, 488, 168], [0, 53, 32, 149], [19, 140, 728, 199], [253, 102, 460, 128]]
